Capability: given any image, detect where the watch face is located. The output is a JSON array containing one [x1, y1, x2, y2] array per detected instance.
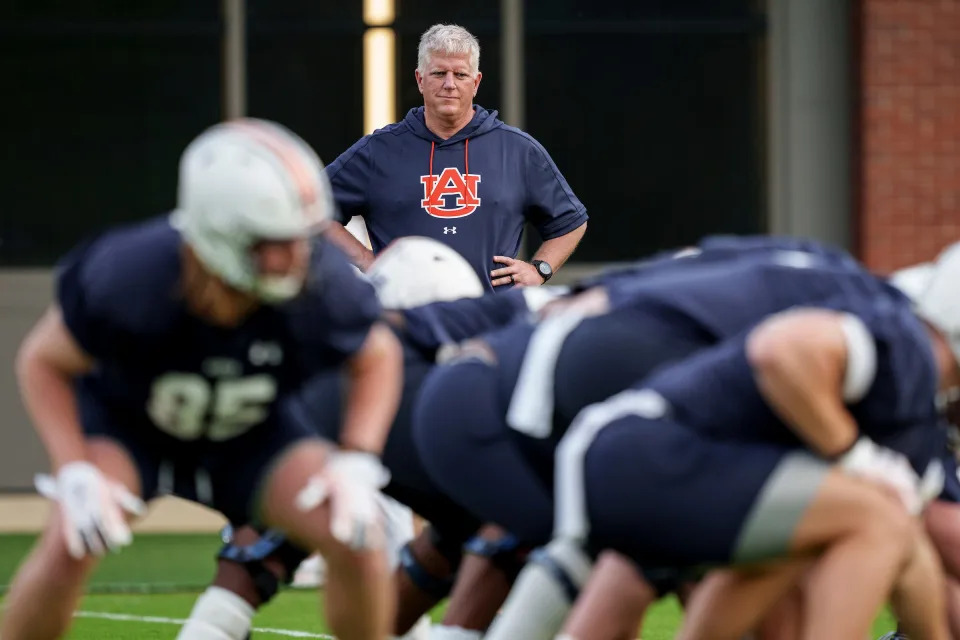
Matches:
[[538, 262, 551, 275]]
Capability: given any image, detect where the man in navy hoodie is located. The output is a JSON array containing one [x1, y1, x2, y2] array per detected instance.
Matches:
[[325, 23, 589, 293]]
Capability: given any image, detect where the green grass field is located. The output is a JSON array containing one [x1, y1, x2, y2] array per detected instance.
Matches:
[[0, 533, 898, 639]]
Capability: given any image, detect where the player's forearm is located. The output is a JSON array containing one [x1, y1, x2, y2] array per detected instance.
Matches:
[[748, 334, 858, 457], [532, 222, 587, 272], [340, 323, 403, 454], [753, 365, 859, 456], [16, 352, 88, 471], [325, 222, 376, 271]]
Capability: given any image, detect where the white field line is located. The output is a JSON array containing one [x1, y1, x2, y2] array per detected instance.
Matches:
[[75, 610, 336, 638]]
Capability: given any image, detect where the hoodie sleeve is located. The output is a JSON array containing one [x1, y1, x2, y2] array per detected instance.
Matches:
[[522, 137, 589, 240], [325, 136, 374, 224]]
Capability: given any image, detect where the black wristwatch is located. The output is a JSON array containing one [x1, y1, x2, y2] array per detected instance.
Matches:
[[531, 259, 553, 283]]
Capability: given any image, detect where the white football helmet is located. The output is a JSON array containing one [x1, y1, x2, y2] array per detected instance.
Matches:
[[171, 118, 334, 302], [368, 237, 484, 309], [891, 244, 960, 364], [889, 262, 934, 301]]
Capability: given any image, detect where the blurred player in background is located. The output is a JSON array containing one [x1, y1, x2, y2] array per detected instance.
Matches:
[[288, 198, 423, 619], [323, 23, 588, 291], [889, 255, 960, 640], [179, 237, 571, 640], [749, 251, 960, 640], [491, 243, 960, 640], [2, 119, 402, 640], [407, 238, 950, 639]]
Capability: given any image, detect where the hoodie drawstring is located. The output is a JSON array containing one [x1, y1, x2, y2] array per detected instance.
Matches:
[[427, 138, 471, 181]]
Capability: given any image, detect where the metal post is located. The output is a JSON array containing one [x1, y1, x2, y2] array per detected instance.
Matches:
[[500, 0, 525, 130], [222, 0, 247, 120], [768, 0, 851, 248], [501, 0, 529, 256]]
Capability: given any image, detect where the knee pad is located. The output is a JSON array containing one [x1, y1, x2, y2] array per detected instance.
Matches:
[[428, 525, 465, 568], [463, 532, 526, 579], [217, 528, 308, 604], [399, 542, 456, 600], [528, 538, 593, 603], [271, 541, 312, 582]]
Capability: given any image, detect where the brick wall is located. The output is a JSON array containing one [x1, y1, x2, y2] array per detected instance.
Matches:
[[858, 0, 960, 272]]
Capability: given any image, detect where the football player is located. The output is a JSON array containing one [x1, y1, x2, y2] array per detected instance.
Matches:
[[752, 253, 960, 640], [411, 240, 950, 639], [3, 119, 403, 640], [177, 236, 570, 640]]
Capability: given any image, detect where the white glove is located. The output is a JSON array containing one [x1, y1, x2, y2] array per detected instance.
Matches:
[[376, 493, 417, 570], [296, 451, 391, 550], [918, 459, 946, 511], [35, 461, 146, 559], [836, 437, 923, 514]]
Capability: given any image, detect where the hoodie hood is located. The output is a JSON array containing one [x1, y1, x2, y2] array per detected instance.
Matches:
[[403, 105, 503, 145]]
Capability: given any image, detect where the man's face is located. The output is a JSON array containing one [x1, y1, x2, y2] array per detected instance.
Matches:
[[416, 53, 481, 122]]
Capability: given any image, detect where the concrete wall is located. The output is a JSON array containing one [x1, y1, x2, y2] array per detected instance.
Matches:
[[0, 271, 55, 490], [767, 0, 853, 249]]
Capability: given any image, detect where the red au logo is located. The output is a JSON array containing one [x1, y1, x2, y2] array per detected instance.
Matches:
[[420, 168, 482, 218]]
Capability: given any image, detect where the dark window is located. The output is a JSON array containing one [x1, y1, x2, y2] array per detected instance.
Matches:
[[527, 0, 756, 20], [246, 2, 364, 170], [522, 1, 766, 260], [2, 0, 218, 21], [525, 29, 765, 260], [1, 2, 219, 265]]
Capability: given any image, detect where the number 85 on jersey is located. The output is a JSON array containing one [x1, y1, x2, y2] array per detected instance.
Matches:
[[146, 373, 277, 441]]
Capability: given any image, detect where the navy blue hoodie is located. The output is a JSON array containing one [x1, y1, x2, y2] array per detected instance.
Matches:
[[326, 105, 588, 292]]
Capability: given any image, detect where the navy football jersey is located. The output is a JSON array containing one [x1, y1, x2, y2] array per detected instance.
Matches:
[[485, 246, 939, 452], [489, 248, 896, 394], [604, 250, 908, 342], [58, 216, 381, 443], [399, 288, 532, 353], [695, 234, 855, 263], [306, 287, 538, 442], [639, 298, 941, 469], [573, 234, 858, 293]]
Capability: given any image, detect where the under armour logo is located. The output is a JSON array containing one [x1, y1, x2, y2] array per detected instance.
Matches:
[[249, 341, 283, 366], [444, 227, 457, 234]]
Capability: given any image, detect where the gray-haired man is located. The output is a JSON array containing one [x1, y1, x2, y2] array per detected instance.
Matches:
[[325, 23, 588, 293]]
